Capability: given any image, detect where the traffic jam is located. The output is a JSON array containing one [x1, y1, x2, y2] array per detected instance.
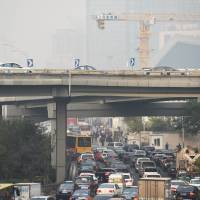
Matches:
[[56, 142, 200, 200]]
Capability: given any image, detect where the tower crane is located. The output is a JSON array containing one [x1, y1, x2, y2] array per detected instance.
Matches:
[[95, 13, 200, 68]]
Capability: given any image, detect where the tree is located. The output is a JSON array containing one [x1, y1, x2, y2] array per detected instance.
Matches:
[[124, 117, 143, 132], [148, 117, 175, 132], [0, 120, 55, 182], [173, 101, 200, 135]]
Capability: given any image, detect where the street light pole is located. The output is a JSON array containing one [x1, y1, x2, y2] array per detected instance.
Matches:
[[182, 116, 185, 148]]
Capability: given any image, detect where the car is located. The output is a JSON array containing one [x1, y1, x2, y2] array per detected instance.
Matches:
[[135, 157, 150, 172], [122, 186, 138, 200], [107, 142, 124, 150], [139, 166, 157, 178], [75, 65, 96, 70], [95, 168, 117, 183], [78, 164, 95, 174], [56, 182, 75, 200], [31, 196, 55, 200], [110, 163, 129, 173], [0, 62, 22, 68], [96, 183, 121, 196], [190, 179, 200, 190], [79, 173, 98, 184], [143, 172, 161, 178], [78, 153, 94, 163], [108, 173, 126, 189], [175, 185, 199, 200], [141, 146, 155, 156], [170, 179, 188, 195], [122, 173, 133, 187], [74, 176, 96, 191], [71, 189, 92, 200]]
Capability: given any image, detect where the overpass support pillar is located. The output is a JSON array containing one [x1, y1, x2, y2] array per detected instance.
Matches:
[[56, 99, 66, 183]]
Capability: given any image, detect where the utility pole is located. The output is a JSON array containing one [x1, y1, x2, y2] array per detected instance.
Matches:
[[182, 116, 185, 148]]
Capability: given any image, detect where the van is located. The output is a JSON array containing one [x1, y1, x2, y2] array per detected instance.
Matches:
[[108, 173, 125, 189], [107, 142, 123, 150]]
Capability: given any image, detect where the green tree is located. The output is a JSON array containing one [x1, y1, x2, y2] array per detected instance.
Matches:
[[0, 120, 55, 182], [148, 117, 175, 132], [124, 117, 143, 132], [173, 101, 200, 135]]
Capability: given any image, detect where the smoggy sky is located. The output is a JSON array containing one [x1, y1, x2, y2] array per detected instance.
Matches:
[[0, 0, 86, 67]]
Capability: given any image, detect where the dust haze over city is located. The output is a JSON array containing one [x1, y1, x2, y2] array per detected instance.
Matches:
[[2, 1, 200, 199], [1, 0, 200, 70]]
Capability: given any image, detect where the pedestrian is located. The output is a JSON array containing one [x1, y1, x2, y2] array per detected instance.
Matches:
[[100, 136, 105, 146]]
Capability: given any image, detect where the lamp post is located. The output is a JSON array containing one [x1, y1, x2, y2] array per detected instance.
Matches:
[[182, 116, 185, 148]]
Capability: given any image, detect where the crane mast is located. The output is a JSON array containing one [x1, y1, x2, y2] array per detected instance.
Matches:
[[95, 12, 200, 68]]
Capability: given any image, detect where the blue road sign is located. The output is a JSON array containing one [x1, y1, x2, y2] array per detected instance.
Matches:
[[27, 59, 33, 67], [129, 58, 135, 67], [74, 58, 80, 67]]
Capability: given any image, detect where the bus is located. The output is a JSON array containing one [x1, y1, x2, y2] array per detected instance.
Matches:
[[66, 135, 92, 154]]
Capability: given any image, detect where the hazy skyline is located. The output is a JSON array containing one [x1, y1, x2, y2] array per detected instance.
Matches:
[[1, 0, 200, 69], [0, 0, 86, 67]]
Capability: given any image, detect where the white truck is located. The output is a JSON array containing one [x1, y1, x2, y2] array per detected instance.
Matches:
[[15, 183, 41, 200]]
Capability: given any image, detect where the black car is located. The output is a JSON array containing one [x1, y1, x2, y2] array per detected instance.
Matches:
[[71, 189, 91, 200], [175, 185, 199, 200], [74, 176, 98, 196], [56, 181, 75, 200], [95, 168, 117, 183]]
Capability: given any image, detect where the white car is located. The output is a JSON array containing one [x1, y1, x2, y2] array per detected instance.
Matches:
[[123, 173, 133, 187], [78, 153, 94, 163], [79, 172, 98, 183], [96, 183, 121, 196], [135, 157, 150, 171], [143, 172, 161, 178], [190, 178, 200, 189]]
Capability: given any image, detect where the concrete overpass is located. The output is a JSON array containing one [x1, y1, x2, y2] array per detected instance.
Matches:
[[1, 69, 200, 183]]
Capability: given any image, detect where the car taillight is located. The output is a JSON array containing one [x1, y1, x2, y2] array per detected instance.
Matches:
[[109, 190, 114, 193], [171, 187, 176, 192], [97, 189, 101, 193], [105, 172, 110, 176], [189, 192, 195, 197]]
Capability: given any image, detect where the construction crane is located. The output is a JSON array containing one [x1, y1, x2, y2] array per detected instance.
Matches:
[[95, 13, 200, 68]]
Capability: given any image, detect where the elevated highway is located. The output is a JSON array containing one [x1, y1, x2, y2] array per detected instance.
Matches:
[[0, 69, 200, 100], [1, 68, 200, 183]]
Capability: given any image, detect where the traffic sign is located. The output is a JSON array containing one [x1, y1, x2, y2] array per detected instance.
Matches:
[[129, 58, 135, 67], [74, 58, 80, 67], [27, 59, 33, 67]]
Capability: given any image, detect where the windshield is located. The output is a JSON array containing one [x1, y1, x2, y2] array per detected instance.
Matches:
[[142, 162, 155, 168], [99, 184, 114, 188], [115, 142, 123, 147], [144, 168, 157, 172], [78, 137, 91, 147], [59, 183, 74, 190], [75, 177, 91, 184], [123, 175, 130, 179]]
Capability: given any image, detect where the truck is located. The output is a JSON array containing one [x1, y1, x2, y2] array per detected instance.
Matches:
[[15, 183, 41, 200], [138, 178, 171, 200]]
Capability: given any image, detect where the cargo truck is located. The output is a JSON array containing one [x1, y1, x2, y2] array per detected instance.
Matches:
[[15, 183, 41, 200], [138, 177, 171, 200]]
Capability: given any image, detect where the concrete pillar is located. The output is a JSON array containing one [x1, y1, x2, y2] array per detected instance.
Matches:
[[56, 99, 66, 183], [50, 119, 56, 167]]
